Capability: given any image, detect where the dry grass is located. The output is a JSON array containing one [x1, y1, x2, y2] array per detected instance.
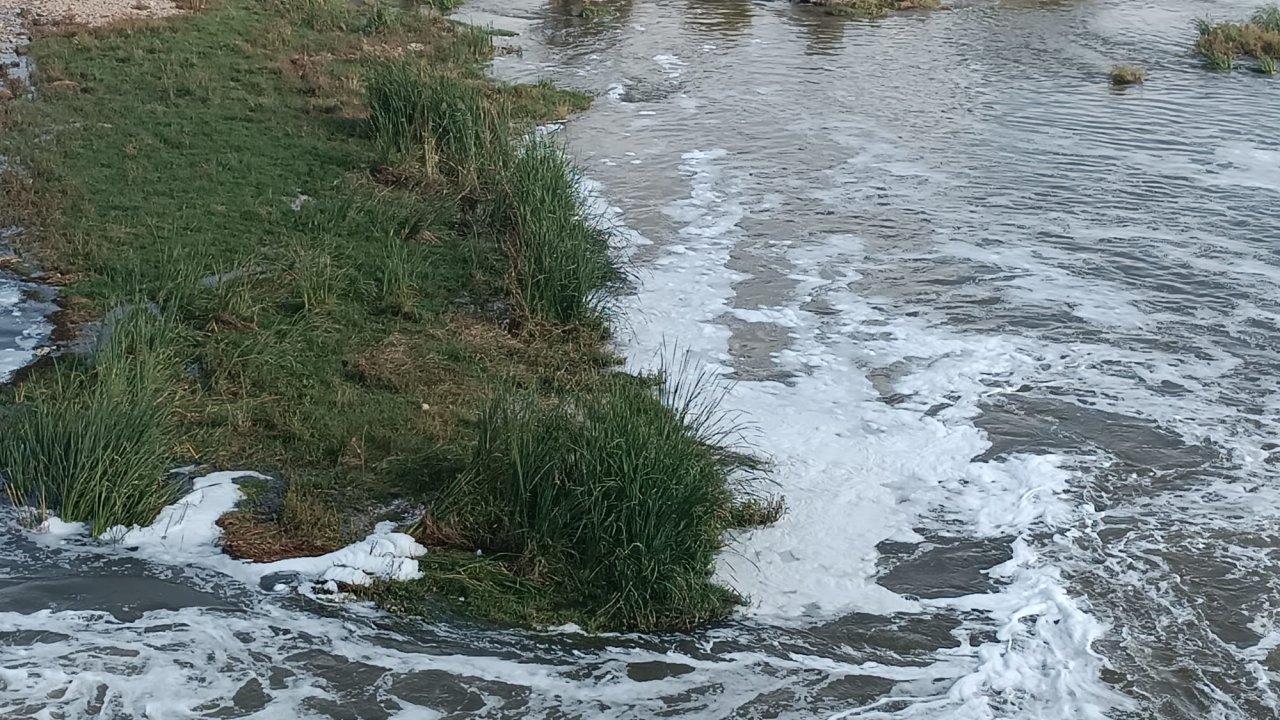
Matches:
[[217, 510, 339, 561], [810, 0, 941, 18], [1109, 64, 1146, 86]]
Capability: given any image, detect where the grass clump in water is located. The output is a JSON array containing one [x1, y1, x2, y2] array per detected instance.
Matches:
[[0, 313, 184, 535], [1109, 64, 1146, 86], [412, 373, 773, 630], [811, 0, 940, 19], [1194, 5, 1280, 73]]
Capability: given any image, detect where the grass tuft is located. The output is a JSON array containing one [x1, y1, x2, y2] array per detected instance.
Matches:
[[1253, 4, 1280, 31], [578, 3, 615, 18], [1193, 5, 1280, 72], [424, 372, 764, 630], [365, 60, 512, 189], [489, 138, 615, 327], [0, 312, 184, 535], [1109, 64, 1146, 86]]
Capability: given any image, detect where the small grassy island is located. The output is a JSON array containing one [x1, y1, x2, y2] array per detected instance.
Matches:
[[0, 0, 779, 631], [1108, 64, 1146, 86], [1195, 4, 1280, 74]]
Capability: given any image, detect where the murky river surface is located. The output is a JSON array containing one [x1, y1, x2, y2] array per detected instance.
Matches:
[[4, 0, 1280, 717]]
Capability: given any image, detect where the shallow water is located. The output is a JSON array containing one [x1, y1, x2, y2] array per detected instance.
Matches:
[[4, 0, 1280, 717], [0, 228, 53, 383]]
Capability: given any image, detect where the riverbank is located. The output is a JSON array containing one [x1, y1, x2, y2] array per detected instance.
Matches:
[[0, 0, 778, 631]]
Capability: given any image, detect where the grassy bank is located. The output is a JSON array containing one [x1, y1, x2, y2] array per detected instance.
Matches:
[[0, 0, 777, 630], [1195, 4, 1280, 73]]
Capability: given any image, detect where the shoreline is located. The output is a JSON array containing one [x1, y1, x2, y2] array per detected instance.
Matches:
[[0, 0, 779, 632]]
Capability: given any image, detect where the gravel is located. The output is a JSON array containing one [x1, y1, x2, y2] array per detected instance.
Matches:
[[2, 0, 181, 48]]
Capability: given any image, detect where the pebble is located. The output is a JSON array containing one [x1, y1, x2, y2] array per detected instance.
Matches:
[[1, 0, 183, 48]]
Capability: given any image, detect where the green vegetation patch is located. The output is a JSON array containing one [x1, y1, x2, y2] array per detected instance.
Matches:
[[1194, 4, 1280, 73], [0, 0, 777, 631], [0, 313, 187, 535]]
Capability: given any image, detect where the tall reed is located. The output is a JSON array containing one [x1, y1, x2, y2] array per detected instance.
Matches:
[[438, 372, 760, 630], [0, 312, 183, 535]]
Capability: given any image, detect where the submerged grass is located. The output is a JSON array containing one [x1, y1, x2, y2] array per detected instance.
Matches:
[[1194, 5, 1280, 73], [0, 0, 777, 630]]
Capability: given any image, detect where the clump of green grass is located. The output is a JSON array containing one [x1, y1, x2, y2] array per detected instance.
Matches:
[[1254, 4, 1280, 30], [427, 373, 765, 630], [488, 138, 615, 327], [366, 60, 610, 327], [0, 312, 184, 535], [419, 0, 464, 11], [1109, 64, 1146, 86], [270, 0, 354, 31], [365, 60, 513, 188], [1256, 55, 1278, 74], [1194, 5, 1280, 72]]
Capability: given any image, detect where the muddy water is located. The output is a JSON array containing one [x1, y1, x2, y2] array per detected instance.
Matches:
[[5, 0, 1280, 717]]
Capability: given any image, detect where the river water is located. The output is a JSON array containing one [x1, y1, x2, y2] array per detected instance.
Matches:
[[4, 0, 1280, 717]]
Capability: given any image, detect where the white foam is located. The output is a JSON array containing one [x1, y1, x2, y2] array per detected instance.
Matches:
[[653, 53, 687, 77], [0, 279, 52, 383], [53, 471, 432, 588], [1204, 141, 1280, 191], [597, 147, 1127, 716]]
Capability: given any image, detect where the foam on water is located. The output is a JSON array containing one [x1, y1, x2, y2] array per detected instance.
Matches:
[[596, 148, 1128, 717], [0, 280, 52, 383], [33, 471, 430, 590]]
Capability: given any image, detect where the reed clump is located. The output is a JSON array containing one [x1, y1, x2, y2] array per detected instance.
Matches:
[[0, 313, 184, 535], [416, 372, 777, 630], [1194, 5, 1280, 73]]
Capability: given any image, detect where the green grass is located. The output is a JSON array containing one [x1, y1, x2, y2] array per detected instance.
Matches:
[[0, 0, 777, 631], [489, 138, 615, 326], [1194, 5, 1280, 72], [1257, 54, 1279, 74], [0, 313, 185, 535], [578, 4, 614, 19], [1109, 64, 1146, 86], [392, 371, 775, 630]]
